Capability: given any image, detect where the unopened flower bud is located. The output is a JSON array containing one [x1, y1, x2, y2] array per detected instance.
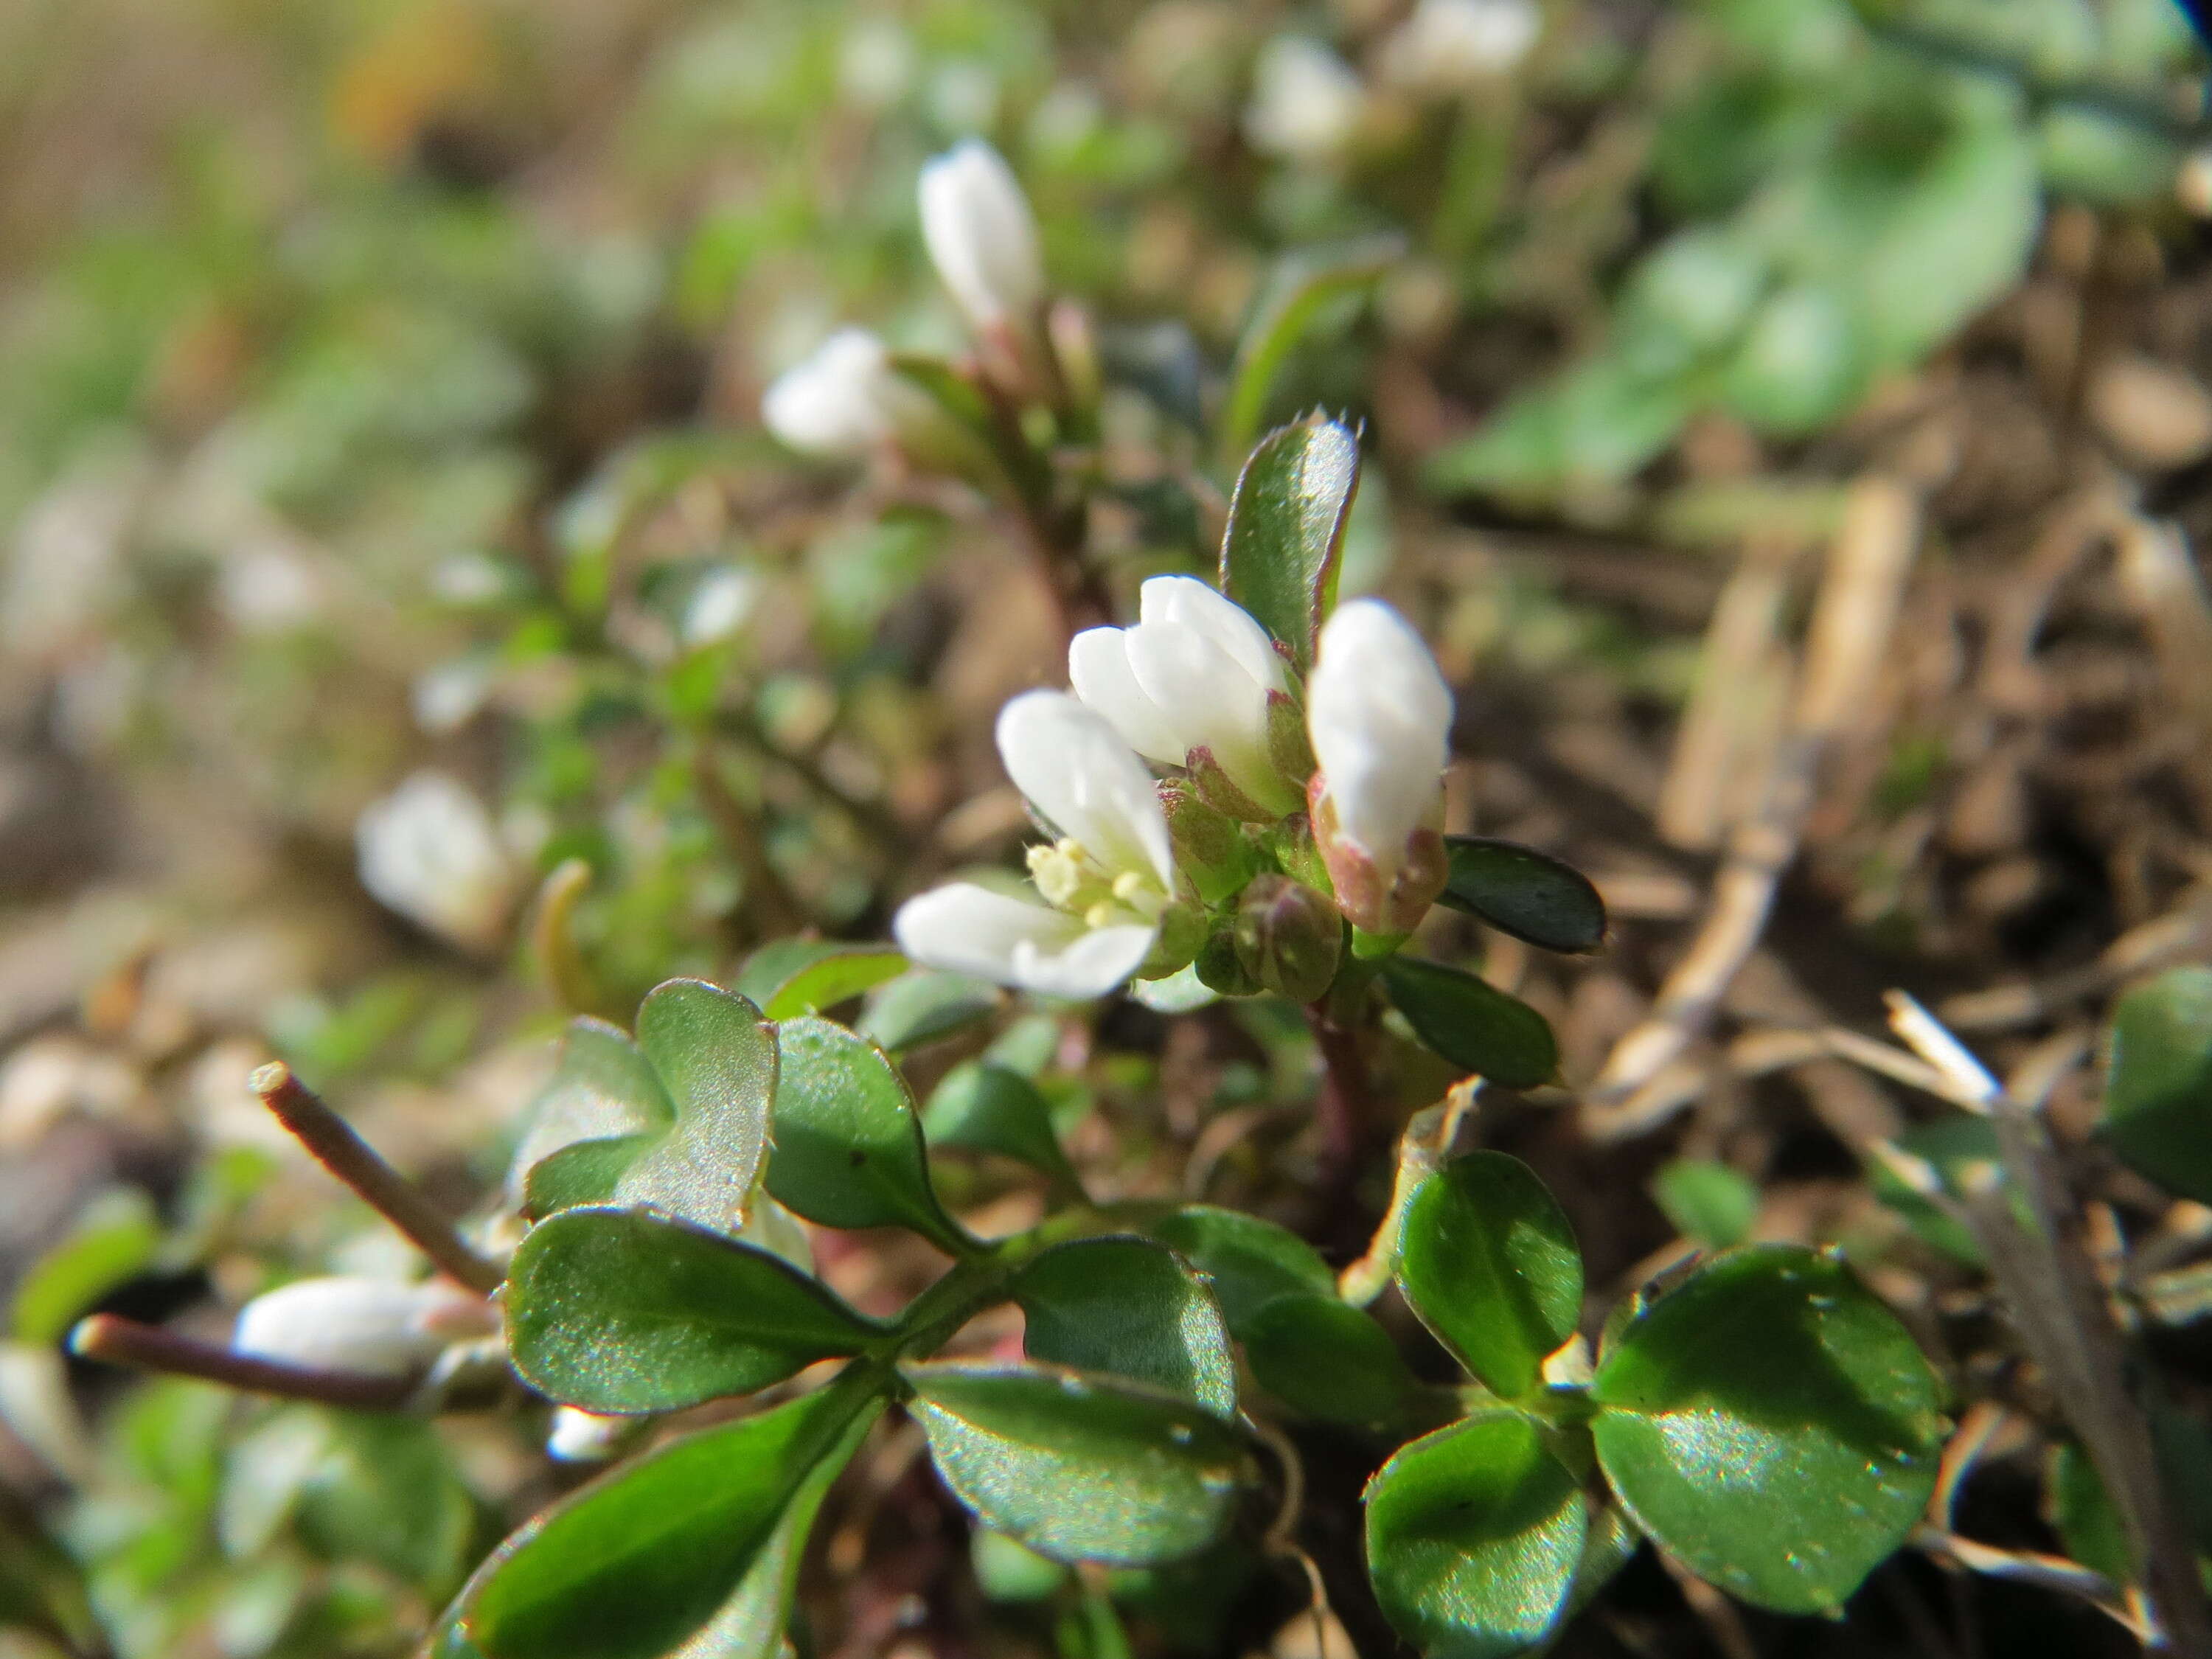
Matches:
[[1158, 781, 1252, 904], [761, 327, 943, 460], [1194, 928, 1262, 998], [1306, 599, 1454, 933], [355, 771, 519, 956], [1233, 874, 1344, 1004], [233, 1276, 490, 1379], [918, 139, 1046, 337]]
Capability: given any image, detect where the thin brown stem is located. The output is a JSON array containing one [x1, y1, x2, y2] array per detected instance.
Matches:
[[69, 1314, 416, 1411], [973, 372, 1110, 639], [1305, 1003, 1374, 1183], [251, 1063, 505, 1295]]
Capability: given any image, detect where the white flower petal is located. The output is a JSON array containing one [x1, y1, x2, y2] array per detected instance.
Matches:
[[1068, 627, 1185, 764], [1307, 599, 1453, 863], [1122, 622, 1279, 801], [918, 139, 1046, 333], [1245, 36, 1365, 163], [995, 692, 1175, 888], [232, 1277, 482, 1378], [355, 772, 518, 954], [893, 883, 1154, 998], [1139, 575, 1287, 694], [760, 328, 936, 459]]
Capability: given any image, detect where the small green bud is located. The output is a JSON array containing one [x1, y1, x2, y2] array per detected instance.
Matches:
[[1143, 900, 1208, 978], [1194, 927, 1262, 997], [1232, 874, 1345, 1004], [1159, 782, 1255, 905]]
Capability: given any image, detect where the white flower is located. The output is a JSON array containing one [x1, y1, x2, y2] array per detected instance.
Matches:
[[918, 139, 1046, 335], [761, 327, 940, 459], [1069, 576, 1299, 815], [232, 1276, 490, 1378], [546, 1406, 630, 1462], [1244, 36, 1366, 164], [355, 771, 519, 955], [1374, 0, 1540, 93], [682, 565, 763, 647], [894, 691, 1180, 998], [1306, 599, 1453, 933]]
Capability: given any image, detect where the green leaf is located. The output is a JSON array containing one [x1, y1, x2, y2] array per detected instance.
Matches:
[[904, 1361, 1254, 1566], [294, 1414, 478, 1592], [2048, 1441, 2132, 1585], [509, 1020, 674, 1182], [1242, 1295, 1421, 1427], [972, 1528, 1070, 1604], [1650, 1160, 1760, 1251], [1220, 237, 1401, 458], [522, 1135, 658, 1219], [455, 1386, 882, 1659], [506, 1207, 880, 1413], [2102, 966, 2212, 1203], [1142, 1206, 1335, 1333], [1219, 417, 1360, 672], [858, 970, 1000, 1051], [769, 1017, 968, 1253], [922, 1061, 1082, 1192], [655, 1408, 865, 1659], [1364, 1411, 1587, 1659], [737, 940, 908, 1020], [1012, 1237, 1237, 1418], [1398, 1152, 1584, 1399], [1436, 838, 1607, 955], [1424, 356, 1697, 501], [612, 981, 778, 1234], [1382, 956, 1559, 1090], [1590, 1245, 1946, 1614], [12, 1189, 161, 1344], [1863, 1116, 1997, 1266]]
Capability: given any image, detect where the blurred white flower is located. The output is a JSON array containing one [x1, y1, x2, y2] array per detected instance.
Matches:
[[232, 1276, 490, 1379], [411, 658, 493, 734], [918, 139, 1046, 335], [1244, 36, 1366, 164], [1374, 0, 1540, 93], [546, 1406, 630, 1462], [761, 327, 940, 460], [840, 16, 915, 109], [1069, 575, 1299, 814], [1306, 599, 1453, 933], [355, 771, 520, 955], [682, 565, 764, 647], [895, 692, 1180, 998]]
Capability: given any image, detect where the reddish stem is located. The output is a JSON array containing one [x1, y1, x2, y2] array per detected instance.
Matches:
[[69, 1314, 416, 1411]]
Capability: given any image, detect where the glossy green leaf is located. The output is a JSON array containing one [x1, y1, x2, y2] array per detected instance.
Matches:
[[858, 970, 1000, 1051], [769, 1017, 967, 1252], [522, 1134, 657, 1219], [1650, 1160, 1760, 1251], [1219, 417, 1360, 671], [2102, 967, 2212, 1203], [12, 1189, 161, 1344], [1590, 1246, 1946, 1614], [737, 940, 908, 1020], [1242, 1294, 1421, 1427], [1399, 1152, 1583, 1399], [1436, 838, 1607, 955], [904, 1361, 1253, 1566], [1381, 957, 1559, 1091], [507, 1207, 880, 1413], [509, 1020, 674, 1181], [1364, 1411, 1586, 1659], [922, 1061, 1081, 1192], [456, 1387, 880, 1659], [613, 981, 778, 1234], [1012, 1237, 1237, 1418], [1220, 238, 1400, 457], [1143, 1206, 1336, 1333], [656, 1406, 867, 1659]]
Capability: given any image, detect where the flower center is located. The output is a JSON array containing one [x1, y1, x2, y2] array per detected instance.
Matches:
[[1026, 838, 1167, 927]]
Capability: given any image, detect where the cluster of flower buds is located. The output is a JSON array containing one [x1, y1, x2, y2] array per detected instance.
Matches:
[[762, 138, 1048, 462], [895, 579, 1455, 1002]]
